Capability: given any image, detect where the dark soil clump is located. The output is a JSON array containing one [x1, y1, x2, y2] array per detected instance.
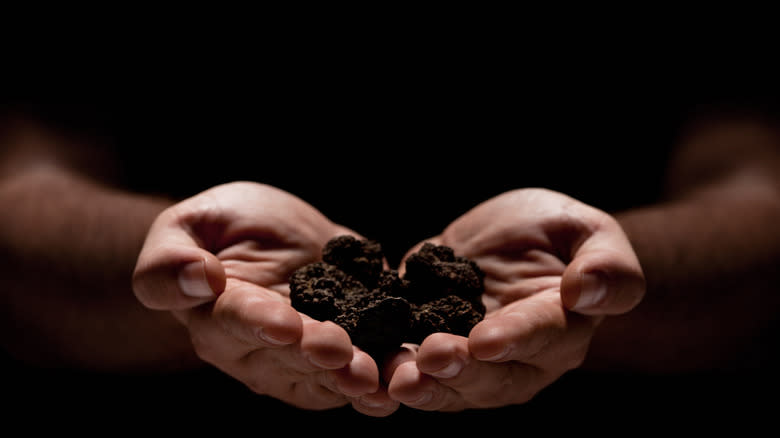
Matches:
[[289, 235, 486, 361]]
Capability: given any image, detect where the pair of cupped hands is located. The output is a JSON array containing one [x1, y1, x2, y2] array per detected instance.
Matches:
[[132, 182, 645, 417]]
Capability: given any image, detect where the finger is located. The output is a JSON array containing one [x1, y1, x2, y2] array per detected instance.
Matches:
[[133, 210, 226, 310], [351, 390, 400, 417], [381, 343, 418, 383], [387, 360, 447, 410], [416, 333, 543, 408], [208, 299, 351, 375], [203, 313, 357, 409], [560, 215, 646, 315], [299, 319, 354, 370], [468, 291, 595, 368], [134, 244, 226, 310], [415, 333, 469, 379], [383, 344, 443, 408], [268, 363, 350, 410], [273, 321, 357, 407], [235, 320, 354, 378], [387, 336, 473, 411], [331, 347, 380, 397], [213, 279, 303, 347], [342, 348, 400, 417], [182, 281, 304, 366]]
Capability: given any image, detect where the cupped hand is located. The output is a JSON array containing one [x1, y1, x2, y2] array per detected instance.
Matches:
[[132, 182, 397, 416], [386, 188, 645, 411]]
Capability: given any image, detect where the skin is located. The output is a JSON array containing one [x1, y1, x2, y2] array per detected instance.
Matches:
[[384, 114, 780, 410], [2, 109, 779, 417], [0, 120, 396, 415], [133, 182, 398, 415], [593, 115, 780, 372], [384, 189, 644, 410]]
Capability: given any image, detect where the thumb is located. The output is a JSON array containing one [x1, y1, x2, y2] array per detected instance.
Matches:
[[133, 242, 226, 311], [560, 226, 646, 316]]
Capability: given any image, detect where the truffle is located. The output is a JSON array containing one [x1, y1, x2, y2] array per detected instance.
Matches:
[[289, 235, 486, 361]]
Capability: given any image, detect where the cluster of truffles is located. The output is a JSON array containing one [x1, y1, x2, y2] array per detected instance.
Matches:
[[289, 235, 486, 360]]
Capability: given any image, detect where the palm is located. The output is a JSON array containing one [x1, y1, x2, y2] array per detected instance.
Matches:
[[213, 227, 320, 298], [138, 182, 390, 413], [385, 188, 641, 411], [182, 182, 352, 296], [436, 189, 585, 314]]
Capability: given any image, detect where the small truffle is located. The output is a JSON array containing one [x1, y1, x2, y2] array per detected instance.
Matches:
[[288, 235, 486, 361], [322, 235, 384, 288]]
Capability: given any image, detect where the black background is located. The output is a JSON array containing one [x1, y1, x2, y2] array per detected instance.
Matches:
[[3, 52, 778, 431]]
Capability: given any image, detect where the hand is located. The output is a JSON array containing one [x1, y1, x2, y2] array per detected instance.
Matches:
[[385, 188, 645, 411], [132, 182, 398, 416]]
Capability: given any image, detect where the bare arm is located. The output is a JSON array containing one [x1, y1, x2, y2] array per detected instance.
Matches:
[[587, 112, 780, 372], [0, 115, 200, 372]]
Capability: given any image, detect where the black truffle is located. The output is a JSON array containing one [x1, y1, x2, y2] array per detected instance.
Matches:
[[289, 235, 486, 361]]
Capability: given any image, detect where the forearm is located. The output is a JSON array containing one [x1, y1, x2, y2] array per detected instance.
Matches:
[[0, 165, 201, 372], [585, 194, 780, 372], [585, 117, 780, 373]]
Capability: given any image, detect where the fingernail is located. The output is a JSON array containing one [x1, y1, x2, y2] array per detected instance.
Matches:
[[178, 260, 215, 298], [430, 360, 463, 379], [574, 272, 608, 310]]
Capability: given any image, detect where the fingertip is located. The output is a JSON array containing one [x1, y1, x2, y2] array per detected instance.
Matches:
[[302, 321, 354, 369], [255, 301, 303, 346], [387, 360, 424, 400], [562, 262, 645, 315], [387, 361, 439, 408], [177, 259, 212, 297], [212, 287, 303, 347], [561, 269, 605, 311], [133, 245, 225, 310], [178, 253, 226, 298], [416, 333, 466, 374], [332, 348, 380, 397], [353, 391, 400, 417], [468, 319, 511, 362], [381, 344, 417, 384]]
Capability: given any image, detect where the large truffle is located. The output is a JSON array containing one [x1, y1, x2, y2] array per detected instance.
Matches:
[[289, 235, 486, 361]]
